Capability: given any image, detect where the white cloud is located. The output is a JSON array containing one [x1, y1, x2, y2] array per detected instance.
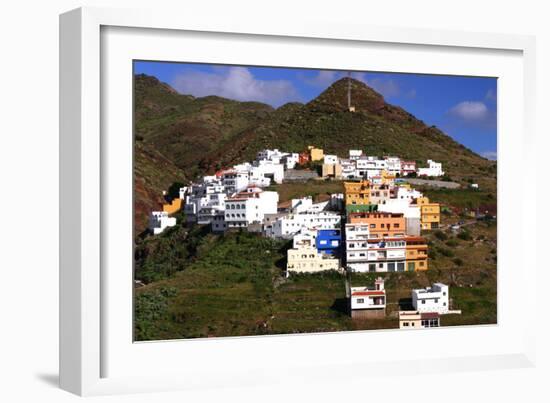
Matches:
[[448, 101, 490, 122], [171, 67, 300, 107], [481, 150, 497, 160]]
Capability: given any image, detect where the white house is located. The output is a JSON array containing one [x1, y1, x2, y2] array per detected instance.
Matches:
[[340, 159, 357, 179], [222, 168, 250, 194], [251, 160, 284, 184], [385, 156, 401, 175], [256, 148, 284, 164], [282, 153, 299, 169], [184, 179, 227, 224], [264, 211, 341, 238], [148, 211, 176, 235], [323, 154, 338, 165], [292, 228, 317, 248], [349, 149, 363, 160], [224, 186, 278, 230], [412, 283, 449, 314], [290, 197, 329, 214], [345, 222, 407, 272], [355, 156, 388, 179], [183, 177, 226, 224], [417, 159, 444, 177], [350, 277, 386, 319]]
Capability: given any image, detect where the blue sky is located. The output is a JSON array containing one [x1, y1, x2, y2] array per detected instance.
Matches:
[[135, 61, 497, 159]]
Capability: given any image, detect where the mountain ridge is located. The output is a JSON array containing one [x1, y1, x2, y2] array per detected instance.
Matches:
[[133, 74, 496, 233]]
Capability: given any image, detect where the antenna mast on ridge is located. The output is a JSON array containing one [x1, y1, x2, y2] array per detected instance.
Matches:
[[347, 72, 355, 112]]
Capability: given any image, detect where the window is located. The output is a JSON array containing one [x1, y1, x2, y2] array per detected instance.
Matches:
[[435, 299, 439, 303], [419, 261, 425, 267], [370, 224, 375, 228], [397, 262, 405, 272], [369, 264, 376, 272], [388, 262, 395, 272], [408, 262, 415, 271], [357, 298, 364, 304], [443, 302, 447, 306], [422, 300, 426, 304], [403, 322, 409, 327], [393, 223, 399, 228]]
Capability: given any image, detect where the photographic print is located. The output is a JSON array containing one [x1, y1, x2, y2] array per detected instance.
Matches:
[[133, 62, 497, 341]]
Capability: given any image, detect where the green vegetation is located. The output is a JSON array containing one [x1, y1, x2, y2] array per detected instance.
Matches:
[[134, 232, 355, 340], [135, 286, 178, 340], [421, 188, 496, 210], [135, 216, 497, 340], [457, 230, 472, 241], [434, 230, 448, 241], [445, 238, 459, 247]]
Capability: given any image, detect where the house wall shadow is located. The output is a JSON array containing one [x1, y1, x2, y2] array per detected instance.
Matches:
[[331, 297, 349, 315]]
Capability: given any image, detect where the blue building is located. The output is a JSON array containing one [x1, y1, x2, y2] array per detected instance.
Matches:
[[316, 229, 342, 256]]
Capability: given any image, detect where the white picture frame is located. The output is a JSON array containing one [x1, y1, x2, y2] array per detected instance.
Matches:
[[60, 6, 537, 396]]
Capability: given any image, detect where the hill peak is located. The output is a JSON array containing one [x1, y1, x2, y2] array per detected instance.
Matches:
[[307, 77, 385, 113]]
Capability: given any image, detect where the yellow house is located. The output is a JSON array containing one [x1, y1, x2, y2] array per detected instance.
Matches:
[[307, 145, 324, 162], [162, 198, 182, 215], [286, 246, 340, 274], [344, 180, 371, 206], [413, 197, 440, 230]]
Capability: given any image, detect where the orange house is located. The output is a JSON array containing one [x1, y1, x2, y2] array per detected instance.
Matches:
[[344, 180, 371, 206], [405, 236, 429, 271], [348, 212, 406, 238], [162, 198, 182, 215]]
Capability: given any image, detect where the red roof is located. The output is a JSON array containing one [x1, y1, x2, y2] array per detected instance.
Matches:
[[352, 291, 385, 297]]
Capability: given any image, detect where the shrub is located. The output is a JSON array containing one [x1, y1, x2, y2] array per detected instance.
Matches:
[[452, 258, 464, 266], [434, 230, 448, 241], [457, 230, 472, 241], [446, 239, 459, 247], [437, 247, 454, 258]]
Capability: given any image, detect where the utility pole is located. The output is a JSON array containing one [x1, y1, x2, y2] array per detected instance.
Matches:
[[347, 72, 355, 112], [347, 72, 351, 109]]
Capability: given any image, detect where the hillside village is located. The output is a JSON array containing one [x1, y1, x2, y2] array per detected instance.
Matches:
[[146, 145, 466, 328], [134, 73, 496, 339]]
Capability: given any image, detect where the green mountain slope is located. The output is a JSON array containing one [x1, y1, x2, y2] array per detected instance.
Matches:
[[134, 74, 496, 232]]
